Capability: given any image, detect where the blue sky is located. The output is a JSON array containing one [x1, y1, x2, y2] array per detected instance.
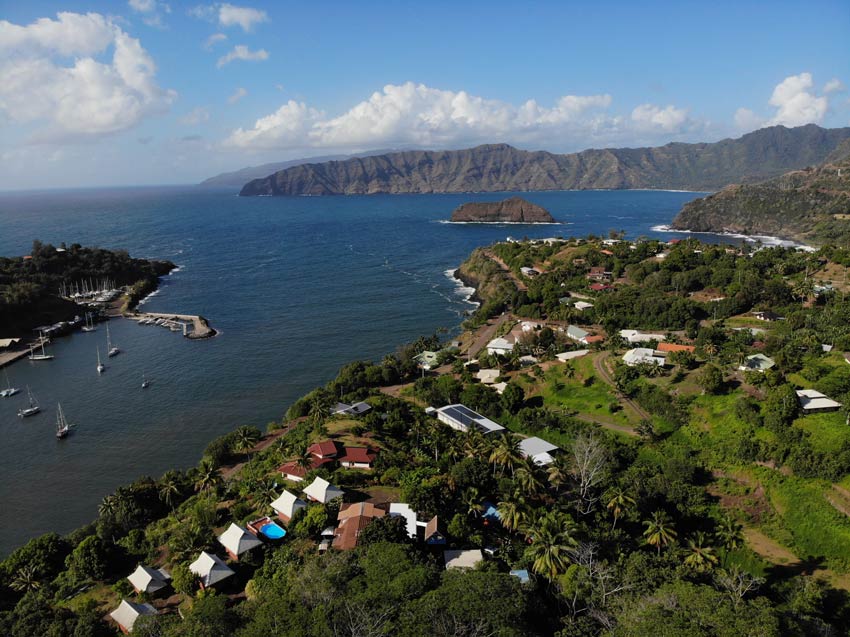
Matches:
[[0, 0, 848, 188]]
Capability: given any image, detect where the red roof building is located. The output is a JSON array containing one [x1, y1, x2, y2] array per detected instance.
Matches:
[[584, 334, 605, 344], [657, 342, 696, 353], [332, 502, 386, 550], [278, 456, 335, 481], [307, 440, 342, 458], [338, 447, 377, 469], [589, 283, 613, 292]]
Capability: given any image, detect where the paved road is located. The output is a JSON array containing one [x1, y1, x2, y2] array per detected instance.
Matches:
[[467, 313, 512, 358], [482, 249, 527, 292]]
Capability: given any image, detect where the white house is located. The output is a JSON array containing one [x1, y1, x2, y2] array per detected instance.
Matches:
[[619, 329, 667, 344], [389, 503, 418, 539], [518, 436, 559, 465], [739, 354, 775, 372], [270, 490, 307, 523], [444, 549, 484, 570], [566, 325, 590, 343], [109, 599, 157, 634], [486, 337, 514, 356], [556, 349, 589, 362], [476, 369, 500, 384], [303, 476, 344, 503], [126, 564, 171, 595], [797, 389, 842, 413], [574, 301, 594, 311], [189, 551, 235, 589], [623, 348, 666, 367], [217, 523, 263, 561], [435, 404, 505, 434], [332, 401, 372, 416], [492, 382, 508, 394]]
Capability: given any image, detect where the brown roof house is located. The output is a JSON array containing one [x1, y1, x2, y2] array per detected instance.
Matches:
[[332, 502, 387, 550], [278, 456, 335, 482], [424, 515, 447, 545]]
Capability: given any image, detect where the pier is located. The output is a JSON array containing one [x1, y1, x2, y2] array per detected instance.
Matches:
[[128, 312, 217, 339]]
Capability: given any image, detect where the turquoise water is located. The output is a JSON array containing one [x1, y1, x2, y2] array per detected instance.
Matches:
[[260, 522, 286, 539], [0, 185, 710, 555]]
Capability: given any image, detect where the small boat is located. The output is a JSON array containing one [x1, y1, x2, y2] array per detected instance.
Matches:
[[97, 347, 105, 374], [28, 336, 54, 361], [142, 372, 150, 389], [17, 386, 40, 418], [81, 312, 97, 332], [55, 403, 73, 439], [106, 323, 120, 357], [0, 370, 20, 398]]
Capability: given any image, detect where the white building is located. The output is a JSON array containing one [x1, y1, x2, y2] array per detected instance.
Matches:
[[518, 436, 559, 465], [797, 389, 842, 413], [270, 490, 307, 523], [109, 600, 157, 633], [303, 476, 344, 503], [486, 337, 514, 356], [389, 503, 418, 539], [739, 354, 775, 372], [556, 349, 589, 362], [476, 369, 500, 384], [126, 564, 171, 595], [217, 523, 263, 561], [619, 329, 667, 344], [574, 301, 594, 311], [189, 551, 235, 588], [623, 348, 666, 367], [435, 404, 505, 434], [332, 401, 372, 416]]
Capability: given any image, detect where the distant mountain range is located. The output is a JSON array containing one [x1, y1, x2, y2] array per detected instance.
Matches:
[[200, 149, 401, 187], [237, 124, 850, 196], [671, 140, 850, 245]]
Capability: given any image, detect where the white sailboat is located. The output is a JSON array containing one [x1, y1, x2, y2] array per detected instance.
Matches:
[[28, 334, 54, 361], [141, 372, 150, 389], [55, 403, 73, 439], [0, 370, 20, 398], [97, 347, 105, 374], [106, 322, 120, 357], [17, 386, 40, 418], [81, 312, 97, 332]]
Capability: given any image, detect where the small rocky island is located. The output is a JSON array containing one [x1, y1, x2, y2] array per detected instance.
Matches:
[[450, 196, 555, 223]]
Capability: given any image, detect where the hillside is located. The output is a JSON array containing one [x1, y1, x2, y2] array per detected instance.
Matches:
[[239, 124, 850, 196], [671, 155, 850, 244]]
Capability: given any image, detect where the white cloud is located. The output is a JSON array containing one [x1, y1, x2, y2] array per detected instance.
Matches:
[[204, 32, 227, 49], [128, 0, 171, 28], [824, 78, 845, 94], [0, 12, 175, 141], [768, 73, 828, 127], [129, 0, 156, 11], [228, 87, 247, 104], [180, 106, 210, 125], [733, 107, 763, 131], [224, 81, 695, 151], [217, 44, 268, 67], [218, 3, 267, 32], [630, 103, 689, 132]]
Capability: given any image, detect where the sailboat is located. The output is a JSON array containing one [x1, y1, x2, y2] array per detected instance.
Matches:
[[81, 312, 97, 332], [28, 334, 54, 361], [106, 323, 120, 357], [97, 347, 105, 374], [0, 370, 20, 398], [141, 372, 150, 389], [17, 386, 40, 418], [55, 403, 73, 439]]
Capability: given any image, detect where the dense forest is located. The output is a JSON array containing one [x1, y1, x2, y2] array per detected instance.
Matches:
[[3, 237, 850, 635], [0, 241, 175, 336]]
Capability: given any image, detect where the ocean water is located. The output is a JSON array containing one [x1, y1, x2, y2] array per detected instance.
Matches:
[[0, 186, 714, 555]]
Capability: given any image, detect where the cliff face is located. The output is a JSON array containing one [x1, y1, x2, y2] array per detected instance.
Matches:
[[671, 156, 850, 245], [450, 197, 555, 223], [239, 124, 850, 196]]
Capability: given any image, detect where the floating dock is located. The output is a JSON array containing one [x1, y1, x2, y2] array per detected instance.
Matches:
[[129, 312, 217, 339]]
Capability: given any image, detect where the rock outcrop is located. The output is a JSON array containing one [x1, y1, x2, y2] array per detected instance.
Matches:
[[450, 197, 555, 223]]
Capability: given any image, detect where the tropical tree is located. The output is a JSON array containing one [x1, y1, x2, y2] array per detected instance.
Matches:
[[295, 449, 315, 472], [497, 497, 527, 533], [10, 564, 41, 593], [546, 457, 570, 493], [525, 511, 578, 580], [462, 487, 483, 519], [489, 434, 521, 477], [571, 433, 610, 515], [684, 531, 719, 572], [606, 487, 636, 530], [194, 460, 222, 493], [234, 426, 261, 462], [643, 510, 678, 556], [515, 457, 545, 498], [715, 515, 745, 565], [159, 471, 184, 510]]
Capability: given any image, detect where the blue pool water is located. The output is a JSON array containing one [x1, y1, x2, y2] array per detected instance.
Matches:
[[260, 522, 286, 540]]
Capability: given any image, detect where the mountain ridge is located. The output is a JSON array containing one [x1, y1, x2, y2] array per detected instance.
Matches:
[[238, 124, 850, 196]]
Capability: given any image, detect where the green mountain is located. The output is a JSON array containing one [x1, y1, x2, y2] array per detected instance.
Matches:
[[239, 124, 850, 196], [671, 149, 850, 245]]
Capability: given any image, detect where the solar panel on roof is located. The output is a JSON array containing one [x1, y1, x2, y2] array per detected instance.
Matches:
[[451, 405, 481, 419]]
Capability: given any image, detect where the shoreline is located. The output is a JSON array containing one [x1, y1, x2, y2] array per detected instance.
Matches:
[[651, 223, 816, 251]]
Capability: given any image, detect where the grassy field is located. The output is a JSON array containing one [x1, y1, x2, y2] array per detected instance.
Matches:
[[795, 411, 850, 453]]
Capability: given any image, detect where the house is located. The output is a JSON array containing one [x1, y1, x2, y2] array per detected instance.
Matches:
[[126, 564, 171, 596], [623, 348, 666, 367], [444, 549, 484, 570], [574, 301, 594, 311], [338, 446, 377, 469], [585, 334, 605, 345], [797, 389, 842, 413], [424, 515, 447, 544], [270, 490, 307, 523], [519, 436, 559, 465], [414, 350, 440, 370], [587, 266, 610, 281], [332, 401, 372, 416], [752, 311, 783, 322], [189, 551, 235, 589], [435, 404, 505, 434], [657, 342, 696, 354], [303, 476, 344, 503], [519, 354, 539, 366], [566, 325, 590, 343], [619, 329, 667, 344], [278, 456, 335, 482], [307, 439, 342, 459], [476, 368, 500, 384], [520, 267, 540, 277], [589, 283, 613, 292], [556, 349, 589, 362], [109, 600, 157, 634], [486, 337, 514, 356], [217, 523, 263, 561], [389, 503, 418, 539], [739, 353, 776, 372], [333, 502, 386, 550]]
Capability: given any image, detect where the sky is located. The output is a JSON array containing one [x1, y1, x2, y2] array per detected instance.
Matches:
[[0, 0, 848, 189]]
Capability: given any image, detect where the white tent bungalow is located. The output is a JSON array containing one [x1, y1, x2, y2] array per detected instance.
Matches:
[[189, 551, 235, 589], [126, 564, 171, 595], [217, 522, 263, 561], [270, 490, 307, 523], [109, 599, 157, 634], [303, 476, 344, 503]]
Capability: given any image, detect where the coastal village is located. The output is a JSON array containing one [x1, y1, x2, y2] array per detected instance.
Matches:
[[5, 234, 850, 635]]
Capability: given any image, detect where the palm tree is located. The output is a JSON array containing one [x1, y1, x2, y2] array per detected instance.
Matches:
[[515, 457, 545, 498], [463, 487, 483, 519], [309, 393, 329, 428], [295, 449, 315, 472], [462, 430, 488, 458], [546, 457, 570, 493], [489, 434, 521, 477], [684, 531, 719, 572], [497, 498, 527, 533], [98, 494, 117, 520], [703, 342, 718, 361], [715, 515, 744, 565], [526, 511, 578, 580], [159, 471, 183, 510], [10, 564, 41, 593], [643, 510, 677, 556], [606, 487, 636, 530], [170, 522, 209, 563], [194, 459, 222, 493], [234, 426, 261, 462]]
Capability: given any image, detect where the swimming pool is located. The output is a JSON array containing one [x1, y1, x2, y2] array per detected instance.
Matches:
[[260, 522, 286, 540]]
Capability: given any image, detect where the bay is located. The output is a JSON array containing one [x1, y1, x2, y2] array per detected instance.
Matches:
[[0, 186, 714, 555]]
